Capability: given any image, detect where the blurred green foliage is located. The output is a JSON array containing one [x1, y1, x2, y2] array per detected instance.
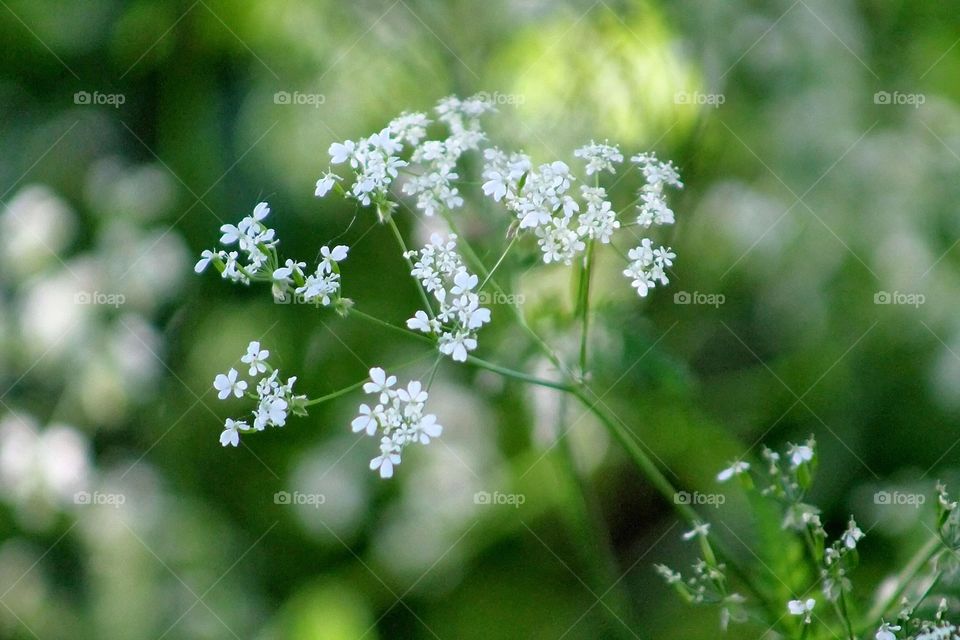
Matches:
[[1, 0, 960, 638]]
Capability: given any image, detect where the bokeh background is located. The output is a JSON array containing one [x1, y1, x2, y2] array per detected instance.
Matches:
[[1, 0, 959, 638]]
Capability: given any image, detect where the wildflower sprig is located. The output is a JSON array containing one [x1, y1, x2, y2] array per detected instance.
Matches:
[[661, 439, 960, 639], [195, 203, 352, 312], [196, 94, 689, 482], [657, 522, 749, 631], [213, 341, 308, 447]]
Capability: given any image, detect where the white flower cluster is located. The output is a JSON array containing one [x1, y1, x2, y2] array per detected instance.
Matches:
[[195, 202, 277, 283], [214, 341, 306, 447], [289, 245, 349, 306], [622, 238, 676, 297], [405, 233, 491, 362], [574, 140, 624, 175], [195, 201, 350, 307], [480, 142, 679, 294], [351, 367, 443, 478], [632, 152, 683, 228], [320, 94, 493, 218], [326, 131, 407, 208]]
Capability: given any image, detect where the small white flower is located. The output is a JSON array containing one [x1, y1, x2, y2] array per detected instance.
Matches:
[[219, 418, 248, 447], [219, 223, 243, 245], [415, 414, 442, 444], [451, 270, 478, 295], [214, 368, 247, 400], [876, 622, 900, 640], [254, 395, 288, 429], [787, 598, 815, 623], [397, 380, 428, 404], [364, 367, 396, 395], [351, 404, 378, 436], [319, 245, 349, 273], [329, 140, 356, 164], [717, 461, 750, 482], [194, 249, 221, 273], [788, 443, 814, 468], [252, 201, 270, 220], [370, 436, 401, 479], [654, 564, 682, 584], [407, 310, 436, 333], [841, 518, 863, 549], [241, 341, 270, 376], [682, 521, 710, 540], [315, 171, 340, 197], [439, 331, 477, 362], [574, 140, 623, 175]]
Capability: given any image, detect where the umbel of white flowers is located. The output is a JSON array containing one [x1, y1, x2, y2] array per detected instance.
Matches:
[[351, 367, 442, 478], [213, 341, 308, 447], [196, 94, 686, 476]]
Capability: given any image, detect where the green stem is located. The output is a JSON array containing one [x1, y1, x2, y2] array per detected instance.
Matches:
[[552, 393, 638, 640], [576, 240, 595, 376], [302, 352, 434, 407], [303, 379, 367, 406], [479, 234, 517, 291], [567, 383, 696, 522], [349, 308, 434, 345], [466, 355, 572, 392], [860, 534, 942, 631], [907, 568, 943, 615], [387, 216, 436, 319], [837, 591, 855, 640], [440, 208, 778, 629]]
